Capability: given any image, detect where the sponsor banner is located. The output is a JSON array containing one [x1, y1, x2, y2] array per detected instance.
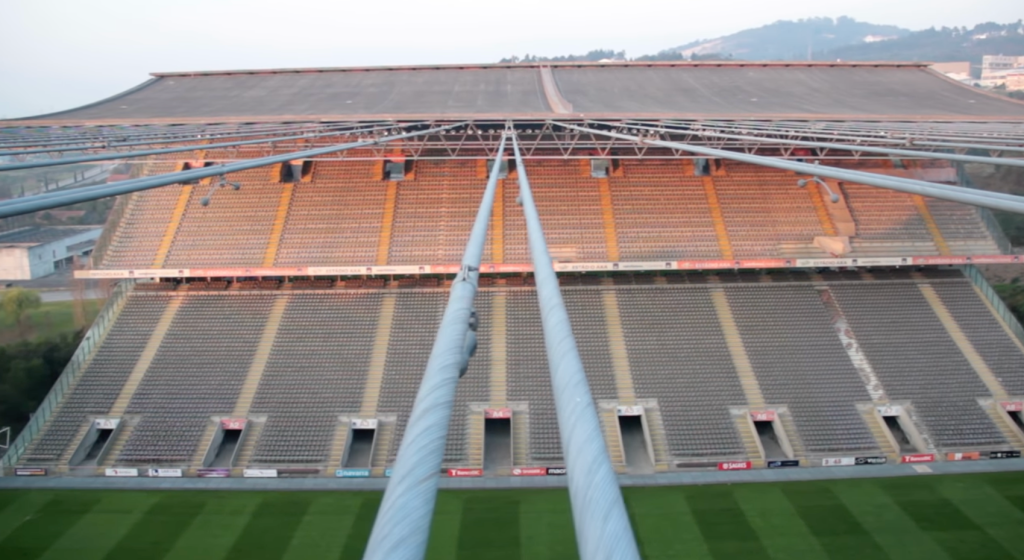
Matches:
[[221, 418, 247, 431], [336, 469, 370, 478], [546, 467, 567, 476], [946, 452, 981, 461], [738, 259, 789, 269], [796, 258, 855, 267], [307, 266, 372, 276], [385, 468, 393, 477], [244, 469, 278, 478], [616, 405, 644, 417], [148, 468, 183, 478], [127, 269, 191, 278], [447, 468, 483, 477], [717, 461, 752, 471], [430, 264, 462, 274], [990, 450, 1022, 459], [750, 410, 776, 422], [480, 263, 533, 273], [74, 270, 130, 279], [189, 267, 307, 277], [105, 468, 139, 477], [877, 405, 903, 417], [14, 467, 47, 476], [368, 265, 423, 275], [847, 258, 908, 266], [901, 454, 935, 463], [677, 260, 738, 270], [94, 418, 120, 430], [197, 468, 231, 478], [553, 262, 614, 272], [675, 461, 720, 469], [512, 467, 548, 476], [350, 418, 378, 429], [911, 256, 970, 265], [484, 408, 512, 419], [1001, 401, 1024, 412], [767, 459, 800, 468], [969, 255, 1022, 264], [855, 456, 888, 465], [614, 261, 677, 271], [822, 457, 856, 467]]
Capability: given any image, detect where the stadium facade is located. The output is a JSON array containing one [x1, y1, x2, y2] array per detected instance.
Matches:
[[2, 61, 1024, 481]]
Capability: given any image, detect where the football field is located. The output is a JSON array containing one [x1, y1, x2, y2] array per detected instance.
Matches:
[[2, 471, 1024, 559]]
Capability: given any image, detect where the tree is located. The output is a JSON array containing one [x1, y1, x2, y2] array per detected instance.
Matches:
[[2, 288, 42, 337]]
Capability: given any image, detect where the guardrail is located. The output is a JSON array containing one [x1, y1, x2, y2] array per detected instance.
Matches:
[[1, 279, 135, 467], [962, 264, 1024, 347], [90, 193, 130, 268], [955, 162, 1014, 255]]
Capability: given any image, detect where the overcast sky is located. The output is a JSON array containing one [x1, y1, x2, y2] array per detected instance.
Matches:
[[1, 0, 1019, 119]]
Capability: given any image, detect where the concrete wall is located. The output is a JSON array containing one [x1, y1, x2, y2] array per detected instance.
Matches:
[[0, 228, 101, 280], [0, 247, 31, 280]]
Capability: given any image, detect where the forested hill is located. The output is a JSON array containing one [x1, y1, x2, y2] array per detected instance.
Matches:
[[820, 21, 1024, 68]]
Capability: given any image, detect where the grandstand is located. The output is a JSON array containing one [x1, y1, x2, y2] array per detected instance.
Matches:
[[2, 61, 1024, 486]]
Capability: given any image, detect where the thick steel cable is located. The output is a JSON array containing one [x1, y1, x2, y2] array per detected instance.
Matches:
[[0, 122, 414, 172], [0, 123, 463, 219], [511, 133, 641, 560], [362, 134, 508, 560], [553, 123, 1024, 215]]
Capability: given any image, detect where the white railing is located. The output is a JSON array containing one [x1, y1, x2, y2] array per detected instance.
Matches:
[[962, 264, 1024, 347]]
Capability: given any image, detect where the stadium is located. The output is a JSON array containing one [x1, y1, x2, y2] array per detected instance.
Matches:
[[2, 60, 1024, 558]]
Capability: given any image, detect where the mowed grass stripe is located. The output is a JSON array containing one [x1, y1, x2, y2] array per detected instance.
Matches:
[[161, 492, 261, 560], [881, 477, 1015, 560], [0, 492, 54, 543], [0, 493, 102, 560], [338, 493, 381, 560], [782, 482, 889, 560], [940, 475, 1024, 559], [426, 490, 463, 559], [733, 484, 829, 560], [100, 493, 206, 560], [39, 492, 158, 560], [280, 493, 364, 560], [223, 493, 312, 560], [457, 493, 520, 560], [832, 480, 950, 560], [624, 487, 713, 560], [685, 485, 769, 559], [519, 489, 576, 560]]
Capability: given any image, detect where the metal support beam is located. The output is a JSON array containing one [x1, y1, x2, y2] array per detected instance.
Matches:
[[553, 122, 1024, 215], [362, 134, 507, 560], [0, 123, 463, 219], [0, 123, 412, 172], [511, 133, 641, 560]]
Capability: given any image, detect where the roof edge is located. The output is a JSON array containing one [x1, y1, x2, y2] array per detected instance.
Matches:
[[150, 60, 932, 78]]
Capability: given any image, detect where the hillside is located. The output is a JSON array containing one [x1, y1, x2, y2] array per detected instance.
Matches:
[[821, 21, 1024, 69], [673, 16, 909, 60]]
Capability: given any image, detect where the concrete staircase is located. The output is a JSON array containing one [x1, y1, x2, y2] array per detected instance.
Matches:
[[733, 415, 764, 465], [325, 422, 349, 472], [370, 422, 395, 476], [918, 283, 1008, 399], [376, 181, 399, 265], [189, 420, 219, 468], [777, 412, 807, 462], [599, 408, 627, 473], [859, 407, 900, 461], [597, 178, 620, 261], [99, 425, 134, 467], [109, 298, 182, 416], [512, 411, 530, 466], [985, 404, 1024, 448], [262, 183, 294, 266], [489, 293, 508, 406], [710, 290, 766, 409], [233, 421, 263, 470], [911, 195, 950, 255], [152, 186, 193, 268], [642, 407, 671, 472], [360, 295, 397, 417], [232, 297, 288, 416], [491, 180, 505, 263], [806, 179, 838, 236], [466, 412, 485, 468], [601, 291, 637, 404], [701, 176, 733, 260]]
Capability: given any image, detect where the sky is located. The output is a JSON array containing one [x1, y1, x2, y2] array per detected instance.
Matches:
[[1, 0, 1020, 119]]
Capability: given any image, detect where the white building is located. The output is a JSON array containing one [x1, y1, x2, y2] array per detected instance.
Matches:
[[0, 226, 102, 280]]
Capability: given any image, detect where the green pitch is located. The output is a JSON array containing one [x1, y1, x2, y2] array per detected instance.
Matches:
[[2, 472, 1024, 559]]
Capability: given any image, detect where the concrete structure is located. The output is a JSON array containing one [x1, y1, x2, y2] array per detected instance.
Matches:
[[982, 55, 1024, 79], [930, 62, 972, 83], [0, 226, 101, 280]]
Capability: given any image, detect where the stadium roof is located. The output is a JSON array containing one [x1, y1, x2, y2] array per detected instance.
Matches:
[[10, 62, 1024, 125]]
